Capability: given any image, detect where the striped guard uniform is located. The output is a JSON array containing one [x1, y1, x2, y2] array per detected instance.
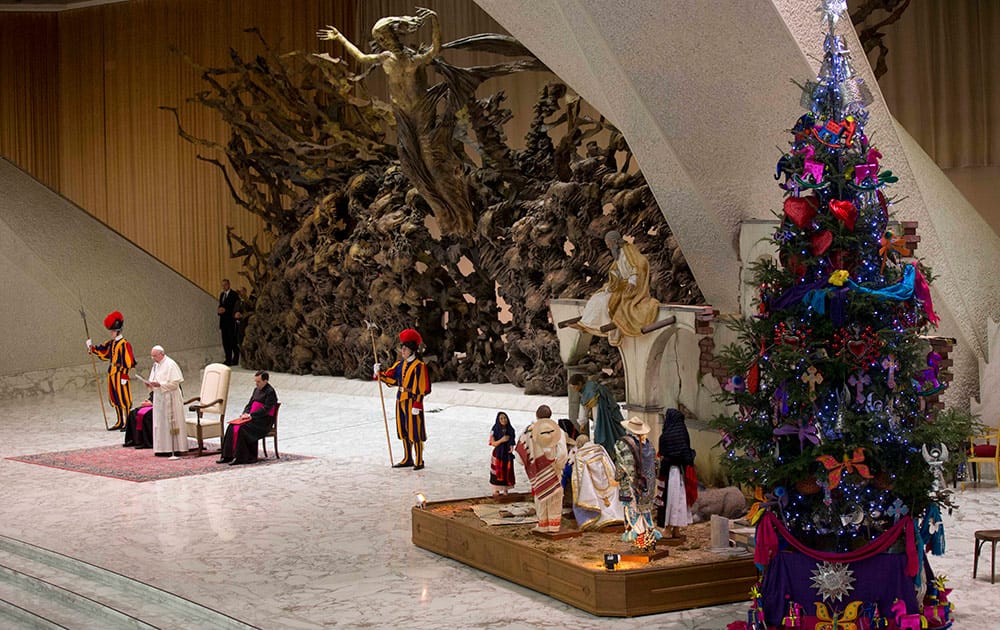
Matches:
[[379, 357, 431, 443], [92, 336, 136, 427]]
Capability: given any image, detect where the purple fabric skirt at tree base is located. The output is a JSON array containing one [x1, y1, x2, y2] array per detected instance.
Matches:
[[730, 511, 956, 629], [759, 551, 918, 627]]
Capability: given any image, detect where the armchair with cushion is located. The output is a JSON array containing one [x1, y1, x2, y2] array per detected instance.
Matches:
[[964, 428, 1000, 488], [184, 363, 231, 456]]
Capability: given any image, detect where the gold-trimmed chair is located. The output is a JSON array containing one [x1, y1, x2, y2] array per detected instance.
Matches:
[[964, 429, 1000, 489], [184, 363, 231, 456]]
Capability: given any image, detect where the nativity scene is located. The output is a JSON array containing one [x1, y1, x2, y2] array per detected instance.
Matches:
[[161, 2, 968, 625]]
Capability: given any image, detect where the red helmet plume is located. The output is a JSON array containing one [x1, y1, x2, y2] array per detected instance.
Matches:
[[103, 311, 124, 331], [399, 328, 422, 345]]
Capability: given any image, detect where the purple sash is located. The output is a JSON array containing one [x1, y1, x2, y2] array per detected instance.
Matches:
[[136, 406, 152, 431], [233, 401, 275, 441]]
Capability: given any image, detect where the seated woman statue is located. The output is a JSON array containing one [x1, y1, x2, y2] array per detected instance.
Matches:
[[576, 231, 660, 345]]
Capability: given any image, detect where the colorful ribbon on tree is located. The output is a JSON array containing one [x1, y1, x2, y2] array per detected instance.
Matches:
[[846, 263, 939, 325], [753, 511, 918, 577]]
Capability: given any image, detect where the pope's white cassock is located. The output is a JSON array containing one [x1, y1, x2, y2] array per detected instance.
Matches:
[[150, 355, 186, 454]]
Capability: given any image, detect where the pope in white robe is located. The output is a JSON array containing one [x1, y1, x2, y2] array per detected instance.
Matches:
[[147, 346, 187, 457]]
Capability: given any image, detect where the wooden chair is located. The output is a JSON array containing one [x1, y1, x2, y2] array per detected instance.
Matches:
[[964, 428, 1000, 488], [260, 402, 281, 459], [184, 363, 231, 456], [974, 529, 1000, 584]]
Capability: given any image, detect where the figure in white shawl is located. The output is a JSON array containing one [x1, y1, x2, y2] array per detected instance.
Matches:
[[515, 412, 568, 533], [148, 346, 186, 459], [571, 435, 624, 530]]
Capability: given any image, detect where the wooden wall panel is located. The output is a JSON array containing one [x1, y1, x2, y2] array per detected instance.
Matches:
[[58, 8, 108, 221], [0, 13, 59, 189], [7, 2, 1000, 292], [6, 0, 554, 294], [49, 0, 356, 295]]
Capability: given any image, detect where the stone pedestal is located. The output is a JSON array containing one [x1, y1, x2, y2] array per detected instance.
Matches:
[[550, 299, 715, 446]]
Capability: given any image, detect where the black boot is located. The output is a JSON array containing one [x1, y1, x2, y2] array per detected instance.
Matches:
[[392, 440, 413, 468]]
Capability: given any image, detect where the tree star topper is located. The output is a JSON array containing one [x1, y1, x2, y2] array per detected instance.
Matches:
[[818, 0, 848, 26]]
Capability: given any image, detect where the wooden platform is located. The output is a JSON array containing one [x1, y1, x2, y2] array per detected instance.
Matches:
[[411, 496, 757, 617]]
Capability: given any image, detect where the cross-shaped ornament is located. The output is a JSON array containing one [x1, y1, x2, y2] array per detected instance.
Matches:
[[848, 369, 871, 404], [882, 354, 899, 390], [801, 366, 824, 401]]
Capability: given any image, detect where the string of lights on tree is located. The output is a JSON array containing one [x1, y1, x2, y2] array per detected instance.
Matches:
[[710, 0, 947, 551]]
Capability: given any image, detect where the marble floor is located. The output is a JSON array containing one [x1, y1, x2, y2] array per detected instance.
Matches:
[[1, 368, 998, 629]]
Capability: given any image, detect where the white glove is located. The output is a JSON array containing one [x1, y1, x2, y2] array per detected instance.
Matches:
[[628, 275, 637, 287], [86, 339, 93, 350], [412, 408, 421, 416], [373, 362, 381, 377]]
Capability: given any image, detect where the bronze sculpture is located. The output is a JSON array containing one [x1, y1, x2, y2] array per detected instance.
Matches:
[[318, 9, 475, 235], [167, 18, 704, 395]]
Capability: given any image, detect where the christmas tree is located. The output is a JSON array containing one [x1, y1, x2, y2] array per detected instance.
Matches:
[[713, 2, 953, 627]]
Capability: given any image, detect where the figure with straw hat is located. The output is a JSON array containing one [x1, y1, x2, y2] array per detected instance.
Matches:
[[375, 328, 431, 470], [86, 311, 135, 431], [514, 406, 569, 533], [614, 416, 663, 550]]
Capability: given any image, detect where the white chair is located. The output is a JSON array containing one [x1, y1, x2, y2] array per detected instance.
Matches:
[[184, 363, 231, 456]]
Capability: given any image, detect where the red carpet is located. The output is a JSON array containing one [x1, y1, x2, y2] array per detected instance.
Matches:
[[6, 445, 311, 482]]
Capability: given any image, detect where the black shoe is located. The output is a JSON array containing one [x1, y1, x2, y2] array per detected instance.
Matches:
[[392, 461, 413, 468], [135, 445, 151, 450], [123, 442, 135, 447], [107, 424, 123, 431], [216, 458, 230, 464], [413, 464, 425, 471]]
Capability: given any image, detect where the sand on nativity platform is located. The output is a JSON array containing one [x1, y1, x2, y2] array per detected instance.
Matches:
[[411, 493, 757, 617]]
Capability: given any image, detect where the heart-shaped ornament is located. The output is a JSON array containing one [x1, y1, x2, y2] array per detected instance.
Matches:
[[829, 199, 858, 231], [783, 196, 818, 229], [782, 253, 807, 278], [811, 229, 833, 256], [847, 340, 868, 358]]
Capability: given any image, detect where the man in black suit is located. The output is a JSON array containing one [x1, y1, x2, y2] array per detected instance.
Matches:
[[218, 279, 241, 366]]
